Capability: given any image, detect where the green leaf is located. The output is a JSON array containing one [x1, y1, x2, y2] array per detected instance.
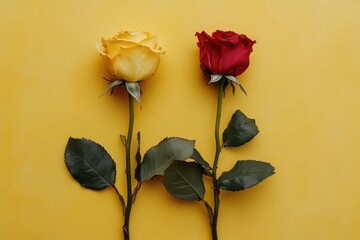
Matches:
[[64, 137, 116, 190], [223, 110, 259, 147], [190, 148, 212, 176], [140, 137, 195, 181], [163, 161, 205, 201], [218, 160, 275, 191]]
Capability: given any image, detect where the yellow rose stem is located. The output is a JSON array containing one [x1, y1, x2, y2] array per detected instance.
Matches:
[[211, 77, 225, 240], [123, 91, 135, 240]]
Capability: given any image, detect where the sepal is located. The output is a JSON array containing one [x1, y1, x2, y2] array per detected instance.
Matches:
[[100, 80, 123, 97], [209, 74, 223, 84], [125, 81, 142, 103], [224, 75, 247, 95], [224, 75, 239, 84]]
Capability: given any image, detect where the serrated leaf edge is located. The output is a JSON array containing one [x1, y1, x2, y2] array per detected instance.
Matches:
[[223, 110, 259, 148], [140, 137, 196, 181], [64, 137, 117, 190], [218, 160, 275, 191]]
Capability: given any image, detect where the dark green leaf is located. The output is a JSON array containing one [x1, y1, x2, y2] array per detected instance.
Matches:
[[64, 137, 116, 190], [223, 110, 259, 147], [140, 137, 195, 181], [218, 160, 275, 191], [190, 148, 212, 176], [163, 161, 205, 201]]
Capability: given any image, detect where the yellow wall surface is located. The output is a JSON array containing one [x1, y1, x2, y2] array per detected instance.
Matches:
[[1, 0, 360, 239]]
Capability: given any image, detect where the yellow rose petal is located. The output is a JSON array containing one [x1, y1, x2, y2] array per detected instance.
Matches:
[[95, 41, 107, 55], [135, 48, 161, 80], [139, 36, 157, 50], [101, 55, 116, 80], [115, 31, 150, 43], [111, 45, 160, 82], [98, 31, 164, 82]]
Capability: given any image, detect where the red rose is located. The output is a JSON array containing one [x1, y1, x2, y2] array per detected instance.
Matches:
[[196, 30, 256, 77]]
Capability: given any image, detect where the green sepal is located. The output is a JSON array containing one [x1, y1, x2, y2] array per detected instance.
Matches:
[[237, 81, 248, 96], [224, 75, 247, 96], [125, 81, 141, 104], [209, 74, 223, 84], [99, 80, 123, 97]]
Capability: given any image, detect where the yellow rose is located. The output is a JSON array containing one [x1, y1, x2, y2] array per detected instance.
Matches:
[[97, 31, 164, 82]]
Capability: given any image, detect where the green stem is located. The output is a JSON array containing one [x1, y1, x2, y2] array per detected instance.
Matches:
[[123, 92, 135, 240], [211, 78, 225, 240]]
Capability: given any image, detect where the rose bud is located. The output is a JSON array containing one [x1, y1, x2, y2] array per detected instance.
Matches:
[[97, 31, 164, 83], [196, 30, 255, 78]]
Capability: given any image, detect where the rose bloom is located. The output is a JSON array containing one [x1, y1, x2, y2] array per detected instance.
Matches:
[[97, 31, 164, 82], [196, 30, 256, 77]]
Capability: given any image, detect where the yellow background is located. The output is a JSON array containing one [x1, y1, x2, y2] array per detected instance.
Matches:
[[1, 0, 360, 239]]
